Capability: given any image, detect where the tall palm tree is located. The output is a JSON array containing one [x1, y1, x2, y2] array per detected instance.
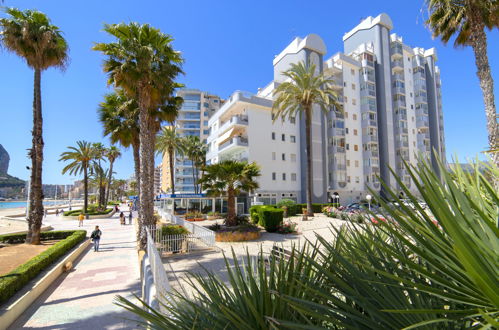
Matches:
[[105, 146, 121, 206], [182, 135, 207, 194], [93, 23, 183, 249], [272, 61, 341, 216], [92, 142, 107, 209], [156, 126, 184, 194], [199, 160, 260, 226], [98, 90, 142, 203], [60, 141, 96, 215], [0, 8, 69, 245], [426, 0, 499, 166]]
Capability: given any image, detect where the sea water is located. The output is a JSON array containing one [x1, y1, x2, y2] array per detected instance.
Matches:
[[0, 201, 68, 209]]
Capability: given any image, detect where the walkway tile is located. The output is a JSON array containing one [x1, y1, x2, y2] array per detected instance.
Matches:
[[9, 208, 141, 330]]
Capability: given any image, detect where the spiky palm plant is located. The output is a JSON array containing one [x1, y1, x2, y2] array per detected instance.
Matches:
[[272, 60, 341, 216], [94, 22, 183, 249], [104, 146, 121, 205], [156, 126, 184, 194], [181, 135, 208, 194], [0, 8, 69, 244], [426, 0, 499, 167]]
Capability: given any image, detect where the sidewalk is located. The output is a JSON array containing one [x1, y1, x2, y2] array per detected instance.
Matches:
[[9, 207, 141, 329]]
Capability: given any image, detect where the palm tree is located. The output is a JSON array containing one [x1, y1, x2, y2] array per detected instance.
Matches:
[[60, 141, 96, 215], [199, 160, 260, 226], [93, 23, 183, 249], [98, 90, 142, 204], [92, 143, 107, 209], [272, 61, 341, 216], [0, 8, 69, 245], [156, 126, 184, 194], [182, 135, 208, 194], [89, 164, 109, 208], [104, 146, 121, 206], [426, 0, 499, 167]]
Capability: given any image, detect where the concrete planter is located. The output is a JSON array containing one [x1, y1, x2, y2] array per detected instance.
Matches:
[[62, 209, 116, 220], [215, 230, 261, 242]]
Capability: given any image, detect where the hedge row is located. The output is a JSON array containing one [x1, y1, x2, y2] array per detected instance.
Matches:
[[249, 205, 284, 232], [0, 230, 87, 304], [63, 208, 113, 216], [0, 230, 84, 244]]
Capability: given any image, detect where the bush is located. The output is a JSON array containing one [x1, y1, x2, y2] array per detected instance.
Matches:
[[160, 225, 189, 236], [107, 200, 121, 205], [249, 205, 265, 224], [277, 220, 298, 234], [0, 230, 86, 304], [63, 207, 113, 216], [258, 207, 283, 232], [0, 230, 83, 244]]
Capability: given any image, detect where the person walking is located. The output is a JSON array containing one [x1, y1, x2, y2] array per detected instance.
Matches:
[[128, 211, 133, 225], [55, 209, 59, 217], [78, 213, 84, 227], [119, 212, 125, 225], [90, 226, 102, 252], [44, 209, 48, 218]]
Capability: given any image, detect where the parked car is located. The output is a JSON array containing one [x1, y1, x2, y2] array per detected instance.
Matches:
[[345, 202, 379, 213]]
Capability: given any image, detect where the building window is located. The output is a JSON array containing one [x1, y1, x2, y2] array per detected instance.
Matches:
[[344, 96, 348, 103], [347, 176, 351, 183], [351, 68, 355, 75], [291, 173, 297, 181], [290, 135, 296, 143], [346, 160, 350, 166], [290, 117, 296, 124], [291, 153, 297, 162], [272, 152, 276, 160], [355, 160, 359, 167], [272, 132, 275, 140], [352, 83, 356, 90], [282, 173, 286, 181], [203, 121, 208, 126], [272, 172, 276, 180], [410, 92, 413, 97], [282, 134, 285, 141], [345, 128, 349, 134], [411, 105, 414, 109], [346, 144, 350, 150], [345, 112, 348, 118], [354, 145, 359, 151], [282, 153, 286, 161], [352, 98, 357, 105], [353, 114, 357, 120], [344, 82, 347, 87], [355, 176, 360, 183], [354, 129, 358, 136]]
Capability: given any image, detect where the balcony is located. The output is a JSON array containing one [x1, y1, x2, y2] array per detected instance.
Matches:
[[363, 150, 379, 159], [392, 86, 405, 95], [331, 127, 345, 136], [398, 140, 409, 148], [218, 115, 248, 135], [361, 59, 374, 68], [391, 43, 403, 58], [330, 77, 343, 90], [415, 95, 427, 104], [396, 113, 407, 121], [416, 117, 429, 128], [336, 164, 347, 170], [392, 59, 404, 71], [219, 136, 248, 152], [362, 118, 378, 127], [393, 99, 406, 109], [397, 127, 409, 134], [332, 146, 345, 153], [392, 73, 405, 82], [363, 134, 379, 143]]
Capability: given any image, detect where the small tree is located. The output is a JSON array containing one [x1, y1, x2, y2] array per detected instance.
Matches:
[[156, 126, 184, 194], [199, 160, 260, 226]]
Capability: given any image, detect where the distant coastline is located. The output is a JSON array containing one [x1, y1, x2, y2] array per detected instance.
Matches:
[[0, 200, 71, 209]]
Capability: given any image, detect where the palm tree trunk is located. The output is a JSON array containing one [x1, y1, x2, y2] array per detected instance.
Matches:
[[105, 160, 114, 205], [191, 159, 197, 194], [169, 147, 175, 194], [83, 165, 88, 214], [138, 91, 155, 250], [226, 187, 236, 226], [305, 107, 314, 216], [132, 139, 141, 205], [467, 4, 499, 169], [27, 68, 44, 245]]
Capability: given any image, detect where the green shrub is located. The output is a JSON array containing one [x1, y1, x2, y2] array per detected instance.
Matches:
[[249, 205, 265, 224], [276, 199, 296, 208], [258, 207, 283, 232], [0, 230, 83, 244], [107, 200, 121, 205], [160, 225, 189, 236], [63, 208, 113, 216], [0, 230, 86, 304]]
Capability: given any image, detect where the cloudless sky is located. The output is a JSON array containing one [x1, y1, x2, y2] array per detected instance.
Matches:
[[0, 0, 497, 184]]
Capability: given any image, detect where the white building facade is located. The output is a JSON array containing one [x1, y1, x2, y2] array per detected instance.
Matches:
[[206, 13, 445, 205]]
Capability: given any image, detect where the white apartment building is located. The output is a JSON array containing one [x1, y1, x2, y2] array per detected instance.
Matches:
[[161, 89, 223, 193], [207, 13, 445, 205]]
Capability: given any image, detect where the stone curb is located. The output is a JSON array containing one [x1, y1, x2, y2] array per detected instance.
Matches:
[[0, 238, 90, 330]]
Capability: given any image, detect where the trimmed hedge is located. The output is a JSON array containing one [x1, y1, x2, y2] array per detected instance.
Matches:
[[0, 230, 87, 304], [249, 205, 264, 224], [161, 225, 190, 236], [258, 206, 284, 232], [64, 208, 113, 216], [295, 203, 340, 213]]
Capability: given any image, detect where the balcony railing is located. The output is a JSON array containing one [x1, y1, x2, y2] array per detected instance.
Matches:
[[392, 86, 406, 95], [363, 134, 379, 142], [362, 119, 378, 127], [392, 73, 405, 82], [415, 95, 427, 104], [392, 59, 404, 70], [393, 99, 406, 109], [219, 115, 248, 134], [219, 136, 248, 151], [417, 118, 429, 128], [391, 44, 403, 57]]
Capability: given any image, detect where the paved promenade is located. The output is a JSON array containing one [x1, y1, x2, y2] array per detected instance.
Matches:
[[10, 207, 141, 329]]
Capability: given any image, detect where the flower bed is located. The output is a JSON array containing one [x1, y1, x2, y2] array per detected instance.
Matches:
[[0, 230, 87, 304], [213, 225, 261, 242]]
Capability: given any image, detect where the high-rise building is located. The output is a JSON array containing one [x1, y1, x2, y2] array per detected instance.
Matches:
[[160, 89, 223, 194], [207, 13, 445, 205]]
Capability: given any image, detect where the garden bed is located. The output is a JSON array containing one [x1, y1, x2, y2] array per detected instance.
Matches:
[[0, 230, 87, 304], [213, 225, 262, 242]]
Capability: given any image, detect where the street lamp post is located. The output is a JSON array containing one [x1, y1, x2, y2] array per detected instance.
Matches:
[[366, 194, 372, 211]]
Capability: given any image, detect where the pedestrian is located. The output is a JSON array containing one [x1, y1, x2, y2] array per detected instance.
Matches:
[[115, 205, 119, 213], [78, 213, 84, 227], [90, 226, 102, 252], [120, 212, 125, 225], [55, 209, 59, 216], [44, 209, 48, 218], [128, 211, 133, 225]]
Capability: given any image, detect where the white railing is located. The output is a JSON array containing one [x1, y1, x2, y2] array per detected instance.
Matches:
[[143, 227, 171, 313], [148, 228, 214, 254], [155, 207, 216, 249]]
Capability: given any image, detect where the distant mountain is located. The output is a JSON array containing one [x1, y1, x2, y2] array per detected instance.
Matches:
[[0, 144, 10, 175], [0, 173, 25, 187], [0, 144, 25, 196]]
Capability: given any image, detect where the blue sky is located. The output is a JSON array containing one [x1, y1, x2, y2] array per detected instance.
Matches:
[[0, 0, 497, 184]]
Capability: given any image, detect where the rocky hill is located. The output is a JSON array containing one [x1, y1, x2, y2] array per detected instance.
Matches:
[[0, 144, 9, 175]]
